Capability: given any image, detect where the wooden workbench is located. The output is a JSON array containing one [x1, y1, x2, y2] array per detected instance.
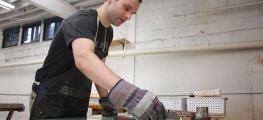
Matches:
[[0, 103, 25, 120]]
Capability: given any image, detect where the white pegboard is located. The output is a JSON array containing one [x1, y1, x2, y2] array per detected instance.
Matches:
[[89, 97, 99, 105], [89, 96, 226, 115], [187, 97, 226, 114], [158, 97, 187, 111]]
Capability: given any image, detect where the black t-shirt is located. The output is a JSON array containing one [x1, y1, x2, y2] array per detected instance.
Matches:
[[32, 9, 113, 117], [36, 9, 113, 81]]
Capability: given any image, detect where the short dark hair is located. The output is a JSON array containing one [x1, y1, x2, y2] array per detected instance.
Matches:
[[139, 0, 142, 3]]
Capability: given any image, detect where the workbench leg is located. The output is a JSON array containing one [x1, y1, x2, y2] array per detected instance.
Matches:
[[6, 111, 14, 120]]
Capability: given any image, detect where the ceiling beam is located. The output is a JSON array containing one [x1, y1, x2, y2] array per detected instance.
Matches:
[[73, 0, 104, 8], [0, 6, 40, 22], [28, 0, 77, 19], [0, 9, 48, 28], [0, 1, 30, 14]]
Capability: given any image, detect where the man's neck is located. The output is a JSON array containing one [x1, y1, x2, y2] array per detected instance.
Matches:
[[97, 5, 111, 28]]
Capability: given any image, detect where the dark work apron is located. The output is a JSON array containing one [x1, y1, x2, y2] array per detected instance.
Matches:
[[30, 67, 92, 119]]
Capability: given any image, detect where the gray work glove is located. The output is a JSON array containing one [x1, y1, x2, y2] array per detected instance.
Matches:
[[109, 79, 167, 120], [99, 97, 118, 118]]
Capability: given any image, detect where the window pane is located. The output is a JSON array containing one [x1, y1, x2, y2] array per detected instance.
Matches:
[[57, 21, 61, 29], [44, 22, 55, 40], [32, 26, 40, 42], [49, 22, 55, 37], [2, 27, 20, 48], [33, 27, 36, 41], [43, 17, 62, 41], [24, 28, 32, 44], [55, 21, 61, 33], [22, 23, 41, 44], [3, 34, 11, 47], [38, 26, 41, 35], [12, 32, 19, 46]]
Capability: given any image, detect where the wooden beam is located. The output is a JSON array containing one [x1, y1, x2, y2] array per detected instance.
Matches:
[[0, 103, 25, 120], [111, 38, 130, 46], [28, 0, 77, 19]]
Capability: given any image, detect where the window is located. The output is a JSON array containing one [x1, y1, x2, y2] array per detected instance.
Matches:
[[2, 27, 20, 48], [22, 22, 41, 44], [1, 17, 62, 48], [43, 17, 62, 41]]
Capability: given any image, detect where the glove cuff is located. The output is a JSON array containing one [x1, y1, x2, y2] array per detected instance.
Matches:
[[109, 79, 137, 108], [99, 97, 109, 105], [99, 96, 118, 117], [109, 80, 167, 120]]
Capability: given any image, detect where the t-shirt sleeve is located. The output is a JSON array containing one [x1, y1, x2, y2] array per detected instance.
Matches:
[[62, 13, 97, 49]]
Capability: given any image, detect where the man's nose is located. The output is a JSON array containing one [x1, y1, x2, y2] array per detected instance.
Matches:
[[124, 12, 132, 20]]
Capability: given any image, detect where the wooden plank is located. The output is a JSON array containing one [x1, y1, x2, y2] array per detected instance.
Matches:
[[0, 103, 25, 112], [0, 103, 25, 120], [7, 111, 14, 120], [111, 38, 130, 46]]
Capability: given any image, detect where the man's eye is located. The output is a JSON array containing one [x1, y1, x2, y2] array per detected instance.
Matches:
[[124, 6, 130, 11]]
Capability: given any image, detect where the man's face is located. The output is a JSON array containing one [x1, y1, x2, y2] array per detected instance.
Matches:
[[107, 0, 140, 26]]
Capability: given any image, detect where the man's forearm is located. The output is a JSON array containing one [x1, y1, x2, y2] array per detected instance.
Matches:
[[95, 84, 108, 97], [76, 51, 120, 90], [95, 57, 109, 97]]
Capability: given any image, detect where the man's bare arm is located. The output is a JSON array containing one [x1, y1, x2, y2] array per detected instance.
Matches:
[[72, 38, 120, 90]]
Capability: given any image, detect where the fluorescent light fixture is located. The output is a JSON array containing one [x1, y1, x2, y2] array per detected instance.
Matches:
[[0, 0, 15, 10]]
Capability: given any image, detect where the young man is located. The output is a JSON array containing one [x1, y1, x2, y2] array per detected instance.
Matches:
[[30, 0, 167, 119]]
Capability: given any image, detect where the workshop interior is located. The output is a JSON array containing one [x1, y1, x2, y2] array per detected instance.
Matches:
[[0, 0, 263, 120]]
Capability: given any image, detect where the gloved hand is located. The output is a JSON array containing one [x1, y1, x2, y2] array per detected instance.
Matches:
[[99, 97, 118, 117], [108, 79, 167, 120]]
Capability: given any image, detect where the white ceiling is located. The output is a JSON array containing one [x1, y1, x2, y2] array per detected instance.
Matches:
[[0, 0, 104, 30]]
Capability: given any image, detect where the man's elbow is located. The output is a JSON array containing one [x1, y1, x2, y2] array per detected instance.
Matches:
[[72, 38, 95, 70], [74, 51, 93, 71]]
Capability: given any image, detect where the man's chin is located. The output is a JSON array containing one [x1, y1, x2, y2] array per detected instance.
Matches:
[[112, 22, 122, 27]]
